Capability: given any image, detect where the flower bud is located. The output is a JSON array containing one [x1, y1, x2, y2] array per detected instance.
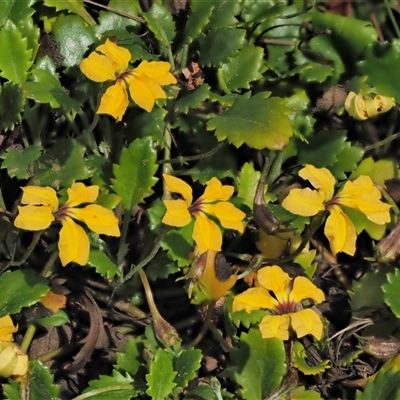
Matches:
[[359, 336, 400, 360], [0, 341, 28, 377], [376, 219, 400, 263]]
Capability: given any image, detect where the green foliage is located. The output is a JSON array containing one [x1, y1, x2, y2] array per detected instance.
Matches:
[[0, 82, 24, 132], [27, 361, 60, 399], [356, 368, 400, 400], [293, 341, 330, 375], [43, 0, 96, 26], [0, 144, 41, 179], [383, 270, 400, 318], [87, 249, 121, 279]]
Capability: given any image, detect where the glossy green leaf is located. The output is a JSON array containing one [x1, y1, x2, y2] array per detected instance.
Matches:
[[330, 142, 364, 180], [184, 385, 217, 400], [199, 28, 245, 67], [161, 225, 194, 267], [241, 1, 285, 24], [173, 348, 202, 388], [113, 137, 158, 211], [128, 107, 167, 143], [43, 0, 96, 26], [356, 367, 400, 400], [83, 370, 136, 399], [285, 90, 315, 139], [293, 341, 330, 375], [184, 1, 214, 45], [52, 14, 96, 67], [220, 45, 264, 92], [87, 250, 121, 279], [291, 386, 323, 400], [227, 328, 286, 400], [35, 310, 69, 327], [350, 157, 397, 186], [0, 20, 33, 83], [175, 84, 211, 114], [237, 162, 260, 210], [28, 361, 60, 400], [2, 380, 20, 400], [144, 3, 175, 47], [146, 348, 177, 400], [0, 82, 24, 132], [358, 40, 400, 102], [206, 0, 240, 29], [383, 270, 400, 318], [208, 93, 293, 150], [0, 0, 36, 28], [115, 337, 142, 377], [0, 270, 49, 317], [31, 138, 91, 188]]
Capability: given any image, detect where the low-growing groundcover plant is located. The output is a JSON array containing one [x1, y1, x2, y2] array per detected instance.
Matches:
[[2, 0, 400, 399]]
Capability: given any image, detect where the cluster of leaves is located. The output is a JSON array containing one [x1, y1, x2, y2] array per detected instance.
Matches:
[[2, 0, 400, 399]]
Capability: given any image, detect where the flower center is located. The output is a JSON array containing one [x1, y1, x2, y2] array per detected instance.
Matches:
[[274, 299, 297, 315], [189, 198, 205, 216]]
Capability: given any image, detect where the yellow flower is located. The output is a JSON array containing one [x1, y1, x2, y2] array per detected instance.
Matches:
[[282, 164, 391, 256], [162, 174, 246, 254], [14, 183, 121, 266], [233, 266, 325, 340], [0, 316, 28, 377], [79, 38, 176, 120]]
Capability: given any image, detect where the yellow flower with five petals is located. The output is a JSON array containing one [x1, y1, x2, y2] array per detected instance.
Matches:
[[14, 183, 121, 266], [233, 265, 325, 341], [162, 174, 246, 254], [282, 164, 391, 256], [80, 39, 176, 120]]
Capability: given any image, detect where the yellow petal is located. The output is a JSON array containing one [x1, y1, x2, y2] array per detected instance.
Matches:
[[134, 61, 176, 84], [0, 316, 17, 342], [97, 80, 129, 121], [162, 200, 192, 227], [325, 206, 356, 256], [20, 186, 58, 212], [345, 91, 368, 120], [257, 266, 291, 304], [374, 94, 395, 114], [66, 183, 99, 208], [80, 52, 117, 82], [128, 75, 166, 112], [299, 164, 336, 202], [58, 217, 90, 266], [14, 205, 54, 231], [259, 314, 290, 340], [282, 188, 325, 216], [96, 39, 131, 75], [290, 309, 324, 340], [204, 202, 245, 232], [290, 276, 325, 305], [193, 213, 222, 254], [71, 205, 120, 236], [0, 342, 28, 377], [200, 177, 234, 202], [163, 174, 193, 205], [233, 287, 277, 312]]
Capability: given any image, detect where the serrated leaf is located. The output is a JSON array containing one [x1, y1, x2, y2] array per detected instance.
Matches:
[[28, 360, 60, 400], [220, 45, 264, 92], [22, 69, 81, 113], [199, 28, 245, 67], [330, 142, 364, 180], [291, 386, 323, 400], [175, 84, 211, 114], [184, 385, 217, 400], [0, 82, 24, 132], [238, 162, 260, 210], [0, 270, 49, 317], [350, 157, 396, 187], [112, 137, 158, 211], [52, 14, 96, 67], [2, 379, 20, 400], [31, 138, 90, 188], [173, 348, 202, 389], [0, 20, 33, 83], [87, 250, 121, 279], [144, 3, 175, 47], [43, 0, 96, 26], [83, 370, 136, 399], [356, 367, 400, 400], [183, 1, 214, 45], [227, 328, 286, 400], [206, 0, 240, 29], [115, 337, 143, 377], [0, 0, 36, 28], [293, 341, 330, 375], [208, 93, 293, 150], [146, 348, 177, 400], [383, 270, 400, 317], [161, 226, 193, 267], [1, 144, 41, 179]]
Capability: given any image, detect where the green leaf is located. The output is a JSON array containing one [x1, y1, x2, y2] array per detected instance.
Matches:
[[184, 385, 217, 400], [161, 226, 194, 267], [87, 250, 121, 279], [173, 348, 202, 389], [115, 337, 143, 377], [241, 2, 286, 24], [0, 20, 33, 83], [330, 141, 364, 180], [144, 3, 175, 47], [227, 328, 286, 400], [52, 14, 96, 67], [383, 270, 400, 318], [31, 138, 91, 188], [356, 367, 400, 400], [1, 144, 41, 179], [43, 0, 96, 26], [208, 93, 293, 150], [350, 157, 397, 187], [0, 270, 49, 317], [199, 28, 246, 67], [22, 69, 81, 113], [237, 162, 260, 210], [285, 90, 315, 139], [28, 360, 60, 400], [291, 386, 323, 400], [83, 370, 136, 399], [0, 0, 36, 28], [0, 82, 24, 132], [35, 310, 69, 327], [112, 137, 158, 212], [127, 107, 167, 143], [146, 348, 177, 400], [293, 341, 330, 375], [206, 0, 241, 29], [2, 380, 19, 400], [220, 45, 264, 92], [175, 84, 211, 114], [183, 1, 214, 45]]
